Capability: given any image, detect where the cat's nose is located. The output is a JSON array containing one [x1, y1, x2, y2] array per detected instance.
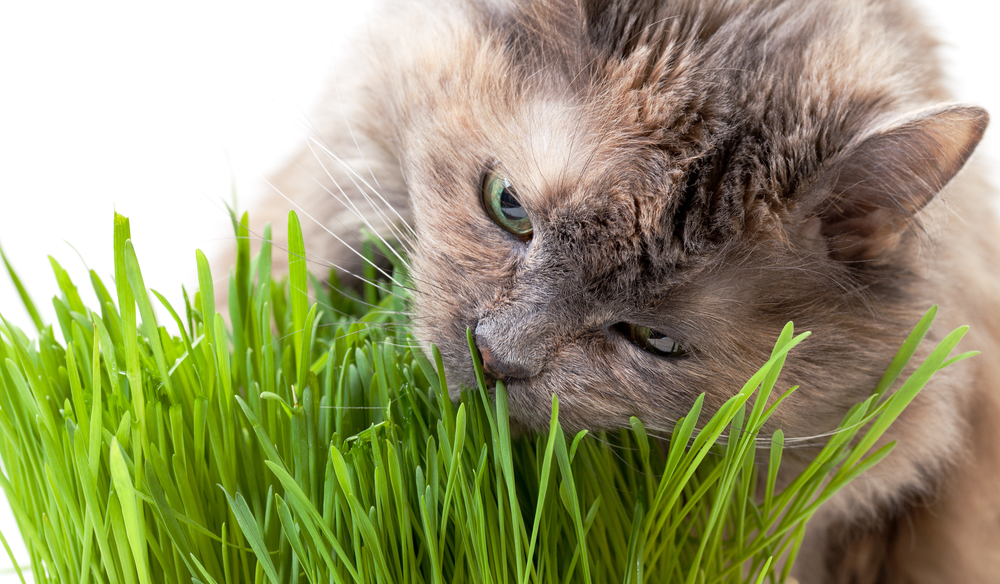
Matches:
[[474, 335, 532, 382]]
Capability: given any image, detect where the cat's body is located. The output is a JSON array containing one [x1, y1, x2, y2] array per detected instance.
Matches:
[[253, 0, 1000, 581]]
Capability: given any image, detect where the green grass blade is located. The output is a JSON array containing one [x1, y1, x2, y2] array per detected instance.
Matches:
[[109, 438, 152, 584], [287, 211, 308, 360], [222, 490, 280, 584], [0, 242, 44, 333]]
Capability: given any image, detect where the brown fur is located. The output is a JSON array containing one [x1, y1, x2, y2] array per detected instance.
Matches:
[[250, 0, 1000, 581]]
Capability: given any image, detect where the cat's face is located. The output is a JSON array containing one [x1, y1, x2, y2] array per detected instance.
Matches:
[[365, 0, 987, 437]]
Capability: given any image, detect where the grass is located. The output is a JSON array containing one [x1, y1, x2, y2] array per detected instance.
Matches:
[[0, 210, 975, 584]]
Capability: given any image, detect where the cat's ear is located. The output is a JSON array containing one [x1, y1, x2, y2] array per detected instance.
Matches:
[[797, 104, 988, 262]]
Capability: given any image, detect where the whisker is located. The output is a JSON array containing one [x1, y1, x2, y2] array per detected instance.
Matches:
[[260, 178, 410, 292], [230, 217, 451, 307], [262, 172, 454, 299], [227, 226, 415, 306], [306, 140, 417, 259], [306, 137, 418, 243], [329, 59, 383, 192], [289, 266, 410, 310], [295, 152, 415, 264], [317, 138, 419, 242], [261, 322, 414, 354]]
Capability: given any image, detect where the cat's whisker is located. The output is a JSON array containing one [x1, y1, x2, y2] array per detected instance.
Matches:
[[272, 198, 452, 300], [301, 150, 409, 249], [306, 161, 417, 266], [296, 149, 416, 268], [288, 278, 432, 323], [329, 59, 382, 192], [302, 134, 413, 238], [302, 252, 415, 300], [318, 395, 410, 412], [576, 432, 650, 476], [288, 287, 409, 322], [305, 135, 418, 242], [190, 187, 419, 307], [261, 177, 411, 291], [230, 229, 416, 302], [302, 244, 456, 301], [306, 138, 418, 247], [267, 168, 406, 264], [262, 321, 417, 354]]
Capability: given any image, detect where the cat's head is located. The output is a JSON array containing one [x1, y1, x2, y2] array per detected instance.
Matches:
[[357, 0, 988, 437]]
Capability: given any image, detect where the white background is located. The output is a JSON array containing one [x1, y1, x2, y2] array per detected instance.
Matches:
[[0, 0, 997, 580]]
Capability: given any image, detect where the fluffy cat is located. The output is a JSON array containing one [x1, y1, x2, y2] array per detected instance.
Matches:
[[250, 0, 1000, 581]]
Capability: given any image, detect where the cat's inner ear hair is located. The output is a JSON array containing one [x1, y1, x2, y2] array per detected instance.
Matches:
[[797, 104, 988, 263]]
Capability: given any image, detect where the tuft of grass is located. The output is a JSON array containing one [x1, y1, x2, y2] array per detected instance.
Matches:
[[0, 211, 974, 583]]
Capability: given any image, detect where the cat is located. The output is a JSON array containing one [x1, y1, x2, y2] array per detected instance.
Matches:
[[249, 0, 1000, 581]]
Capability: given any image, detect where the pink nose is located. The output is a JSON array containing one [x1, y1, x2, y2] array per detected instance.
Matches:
[[475, 337, 531, 381], [478, 343, 503, 381]]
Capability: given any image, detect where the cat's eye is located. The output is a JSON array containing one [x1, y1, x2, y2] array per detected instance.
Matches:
[[482, 169, 532, 238], [616, 323, 689, 358]]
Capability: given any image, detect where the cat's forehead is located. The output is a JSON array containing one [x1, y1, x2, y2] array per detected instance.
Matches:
[[493, 98, 593, 195], [488, 97, 654, 212]]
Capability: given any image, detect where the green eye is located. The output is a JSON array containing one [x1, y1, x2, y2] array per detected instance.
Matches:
[[617, 323, 689, 358], [482, 169, 532, 237]]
